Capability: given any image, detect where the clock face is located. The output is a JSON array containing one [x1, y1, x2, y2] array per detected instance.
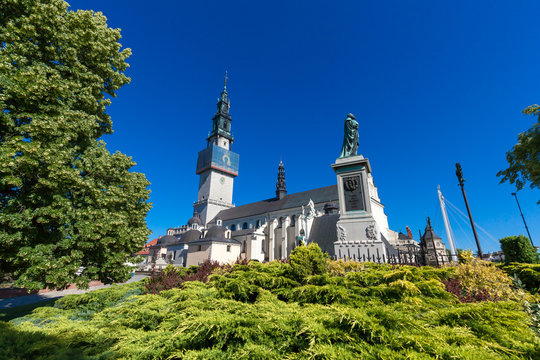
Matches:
[[220, 176, 225, 184]]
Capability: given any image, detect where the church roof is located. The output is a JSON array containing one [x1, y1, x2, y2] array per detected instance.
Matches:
[[187, 214, 202, 226], [155, 235, 181, 247], [215, 185, 338, 221], [180, 229, 202, 243], [205, 225, 228, 241]]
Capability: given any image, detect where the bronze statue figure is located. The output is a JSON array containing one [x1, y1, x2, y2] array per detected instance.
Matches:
[[339, 113, 359, 158]]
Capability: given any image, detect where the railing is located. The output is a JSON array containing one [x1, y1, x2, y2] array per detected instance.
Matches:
[[332, 249, 456, 267]]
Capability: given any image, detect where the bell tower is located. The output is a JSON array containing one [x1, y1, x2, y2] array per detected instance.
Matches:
[[194, 73, 239, 225]]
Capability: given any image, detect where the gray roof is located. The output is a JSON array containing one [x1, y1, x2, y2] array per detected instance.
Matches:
[[398, 232, 410, 240], [205, 226, 227, 241], [308, 214, 340, 256], [215, 185, 338, 221], [156, 235, 181, 247], [180, 229, 202, 243]]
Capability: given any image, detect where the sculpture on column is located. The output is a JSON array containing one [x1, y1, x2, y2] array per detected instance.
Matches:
[[338, 113, 359, 158]]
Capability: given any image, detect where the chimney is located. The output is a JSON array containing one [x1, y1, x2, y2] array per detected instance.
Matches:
[[406, 226, 413, 239]]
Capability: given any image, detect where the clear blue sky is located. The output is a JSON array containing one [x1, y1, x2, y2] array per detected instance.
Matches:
[[69, 0, 540, 253]]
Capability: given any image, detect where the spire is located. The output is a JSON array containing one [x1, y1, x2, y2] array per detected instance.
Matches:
[[276, 161, 287, 200], [208, 73, 233, 144]]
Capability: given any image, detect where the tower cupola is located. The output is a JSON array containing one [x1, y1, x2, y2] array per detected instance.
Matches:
[[208, 71, 233, 146]]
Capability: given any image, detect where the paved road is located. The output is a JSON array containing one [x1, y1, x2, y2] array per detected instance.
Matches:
[[0, 275, 148, 309]]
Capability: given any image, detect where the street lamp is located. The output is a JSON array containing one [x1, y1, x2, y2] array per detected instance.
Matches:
[[511, 192, 534, 247]]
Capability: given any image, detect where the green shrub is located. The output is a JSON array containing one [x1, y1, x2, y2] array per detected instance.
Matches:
[[460, 260, 514, 299], [500, 235, 539, 264], [3, 260, 540, 359], [500, 262, 540, 294], [288, 243, 328, 282]]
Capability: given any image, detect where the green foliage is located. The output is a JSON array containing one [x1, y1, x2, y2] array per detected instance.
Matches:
[[448, 259, 515, 301], [497, 104, 540, 202], [501, 235, 538, 264], [0, 0, 151, 290], [288, 243, 328, 281], [524, 301, 540, 337], [2, 262, 540, 359], [328, 258, 364, 275], [500, 262, 540, 293], [458, 249, 474, 263]]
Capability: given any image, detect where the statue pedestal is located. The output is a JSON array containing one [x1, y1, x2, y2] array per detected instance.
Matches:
[[331, 156, 388, 262]]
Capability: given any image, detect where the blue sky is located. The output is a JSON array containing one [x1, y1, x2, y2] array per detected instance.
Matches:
[[69, 0, 540, 253]]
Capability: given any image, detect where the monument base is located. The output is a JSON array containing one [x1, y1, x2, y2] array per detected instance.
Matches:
[[332, 155, 390, 262]]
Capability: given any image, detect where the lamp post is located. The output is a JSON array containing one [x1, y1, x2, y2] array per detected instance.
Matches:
[[511, 192, 534, 247], [455, 163, 483, 258]]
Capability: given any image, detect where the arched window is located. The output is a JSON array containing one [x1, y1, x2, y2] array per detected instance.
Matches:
[[231, 224, 236, 231], [255, 219, 261, 228], [290, 215, 296, 227], [242, 222, 248, 230], [227, 245, 231, 252]]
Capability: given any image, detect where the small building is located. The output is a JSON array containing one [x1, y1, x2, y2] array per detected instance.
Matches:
[[135, 238, 158, 267], [420, 217, 448, 266], [186, 225, 240, 266]]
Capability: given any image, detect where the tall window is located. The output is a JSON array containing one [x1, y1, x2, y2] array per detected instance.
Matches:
[[227, 245, 231, 252], [231, 224, 236, 231], [255, 219, 261, 228], [242, 222, 248, 230]]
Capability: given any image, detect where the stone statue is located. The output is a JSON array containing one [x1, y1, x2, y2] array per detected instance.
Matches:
[[339, 113, 359, 158]]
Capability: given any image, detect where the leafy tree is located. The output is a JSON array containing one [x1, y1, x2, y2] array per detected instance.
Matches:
[[0, 0, 151, 290], [497, 105, 540, 203], [500, 235, 538, 264]]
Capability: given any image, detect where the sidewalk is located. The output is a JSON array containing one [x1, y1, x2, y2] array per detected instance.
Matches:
[[0, 275, 148, 309]]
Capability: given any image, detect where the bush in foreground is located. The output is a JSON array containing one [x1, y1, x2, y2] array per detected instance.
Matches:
[[1, 253, 539, 359]]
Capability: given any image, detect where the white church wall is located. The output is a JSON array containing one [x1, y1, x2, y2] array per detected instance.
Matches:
[[209, 242, 241, 264], [250, 234, 266, 262]]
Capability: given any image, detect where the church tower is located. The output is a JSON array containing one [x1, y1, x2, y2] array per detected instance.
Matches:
[[276, 161, 287, 200], [194, 74, 239, 225]]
